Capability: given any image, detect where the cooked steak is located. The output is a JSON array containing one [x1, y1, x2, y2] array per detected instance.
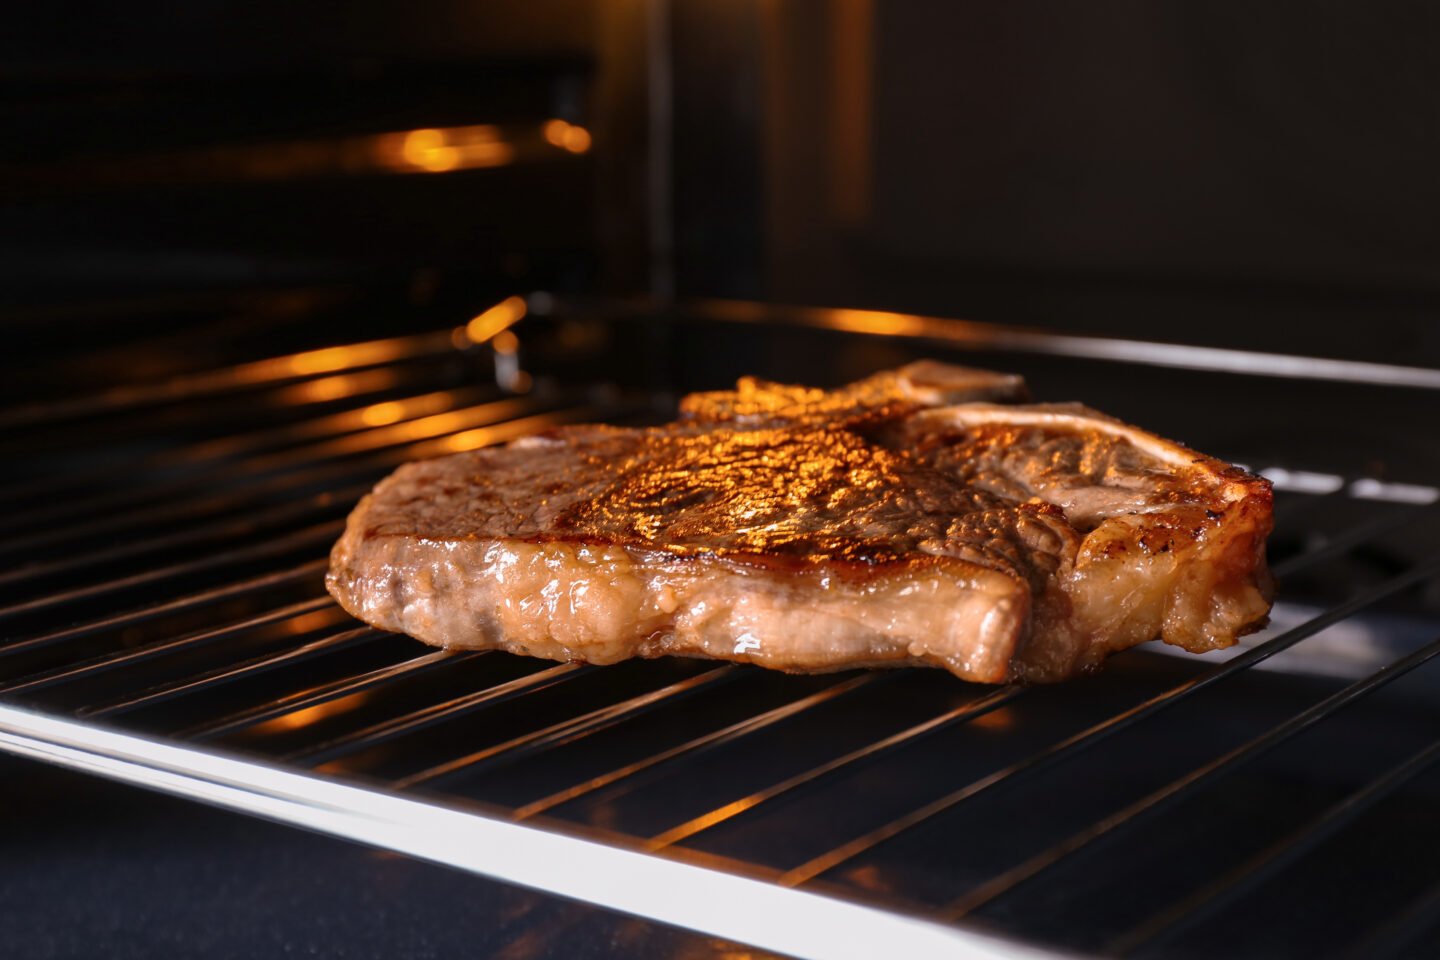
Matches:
[[327, 363, 1272, 683]]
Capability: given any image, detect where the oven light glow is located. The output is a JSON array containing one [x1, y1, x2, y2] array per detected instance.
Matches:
[[359, 401, 408, 427], [380, 125, 516, 174], [465, 296, 528, 343], [543, 119, 592, 154]]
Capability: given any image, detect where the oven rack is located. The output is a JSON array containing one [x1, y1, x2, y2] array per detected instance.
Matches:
[[3, 296, 1438, 959]]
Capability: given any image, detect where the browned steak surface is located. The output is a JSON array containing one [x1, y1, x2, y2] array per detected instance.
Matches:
[[328, 363, 1272, 683]]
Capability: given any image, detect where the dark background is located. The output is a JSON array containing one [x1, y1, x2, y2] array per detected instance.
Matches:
[[4, 1, 1440, 362]]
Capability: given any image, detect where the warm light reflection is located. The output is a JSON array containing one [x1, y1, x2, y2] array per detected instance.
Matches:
[[542, 119, 592, 154], [969, 707, 1015, 731], [275, 370, 400, 405], [349, 391, 457, 430], [212, 333, 452, 396], [232, 340, 410, 384], [464, 295, 528, 343], [826, 309, 927, 337], [251, 692, 372, 734], [323, 399, 531, 456], [284, 608, 349, 636], [358, 401, 407, 427], [416, 411, 568, 456], [377, 124, 516, 174], [492, 330, 520, 355]]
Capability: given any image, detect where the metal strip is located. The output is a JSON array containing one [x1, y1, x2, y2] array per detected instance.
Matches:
[[1113, 736, 1440, 955], [647, 684, 1025, 851], [516, 673, 890, 822], [671, 299, 1440, 390], [78, 626, 384, 718], [181, 649, 481, 741], [0, 597, 341, 696], [947, 633, 1440, 918], [2, 397, 548, 535], [0, 521, 341, 624], [0, 328, 461, 428], [779, 556, 1440, 886], [0, 558, 327, 659], [286, 662, 590, 766], [392, 665, 744, 788], [0, 486, 365, 589], [0, 703, 1067, 960]]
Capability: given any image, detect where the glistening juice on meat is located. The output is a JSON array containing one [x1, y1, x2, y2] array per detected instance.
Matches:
[[327, 363, 1273, 683]]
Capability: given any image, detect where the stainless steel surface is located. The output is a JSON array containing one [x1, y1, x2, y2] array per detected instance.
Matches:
[[4, 295, 1439, 959]]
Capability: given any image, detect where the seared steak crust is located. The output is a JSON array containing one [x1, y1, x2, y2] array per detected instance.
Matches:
[[328, 363, 1272, 683]]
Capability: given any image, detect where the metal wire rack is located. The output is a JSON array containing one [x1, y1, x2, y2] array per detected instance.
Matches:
[[3, 295, 1438, 960]]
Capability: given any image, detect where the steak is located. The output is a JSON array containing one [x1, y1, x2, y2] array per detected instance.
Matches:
[[327, 363, 1273, 683]]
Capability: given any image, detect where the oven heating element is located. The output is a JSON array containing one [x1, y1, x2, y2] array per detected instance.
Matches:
[[3, 296, 1439, 960]]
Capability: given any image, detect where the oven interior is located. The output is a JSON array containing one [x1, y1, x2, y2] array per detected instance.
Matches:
[[8, 3, 1440, 957], [3, 291, 1439, 959]]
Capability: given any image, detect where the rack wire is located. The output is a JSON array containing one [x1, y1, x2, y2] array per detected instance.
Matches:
[[3, 296, 1438, 960]]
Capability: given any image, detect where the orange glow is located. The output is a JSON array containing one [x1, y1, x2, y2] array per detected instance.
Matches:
[[378, 124, 515, 174], [562, 126, 592, 153], [464, 295, 528, 343], [284, 608, 349, 636], [275, 370, 400, 405], [969, 707, 1015, 731], [543, 119, 570, 147], [274, 341, 408, 378], [251, 692, 372, 734], [826, 308, 927, 337], [358, 401, 407, 426], [222, 334, 444, 390], [542, 118, 592, 154], [417, 411, 570, 456], [321, 399, 531, 456], [492, 330, 520, 355]]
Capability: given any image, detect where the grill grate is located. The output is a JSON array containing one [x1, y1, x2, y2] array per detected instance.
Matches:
[[4, 296, 1440, 960]]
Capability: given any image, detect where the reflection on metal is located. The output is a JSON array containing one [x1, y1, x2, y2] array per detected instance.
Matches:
[[466, 296, 529, 344], [377, 125, 515, 174], [15, 120, 591, 189], [275, 370, 403, 406], [1261, 468, 1346, 495], [416, 410, 585, 456], [575, 297, 1440, 391], [250, 692, 374, 735], [543, 119, 594, 154], [198, 335, 417, 385], [1349, 478, 1440, 505], [0, 705, 1058, 960]]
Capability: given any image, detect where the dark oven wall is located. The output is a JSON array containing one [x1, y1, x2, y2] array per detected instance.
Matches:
[[670, 1, 1440, 367], [1, 0, 606, 358]]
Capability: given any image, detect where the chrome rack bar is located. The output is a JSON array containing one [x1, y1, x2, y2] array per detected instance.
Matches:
[[945, 633, 1440, 918], [286, 663, 591, 767], [392, 665, 745, 789], [1113, 729, 1440, 954], [515, 673, 891, 822], [646, 684, 1024, 851], [0, 521, 342, 625], [0, 597, 341, 697], [0, 703, 1054, 960], [180, 649, 482, 741], [0, 558, 328, 660], [778, 556, 1440, 887], [78, 626, 386, 719]]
